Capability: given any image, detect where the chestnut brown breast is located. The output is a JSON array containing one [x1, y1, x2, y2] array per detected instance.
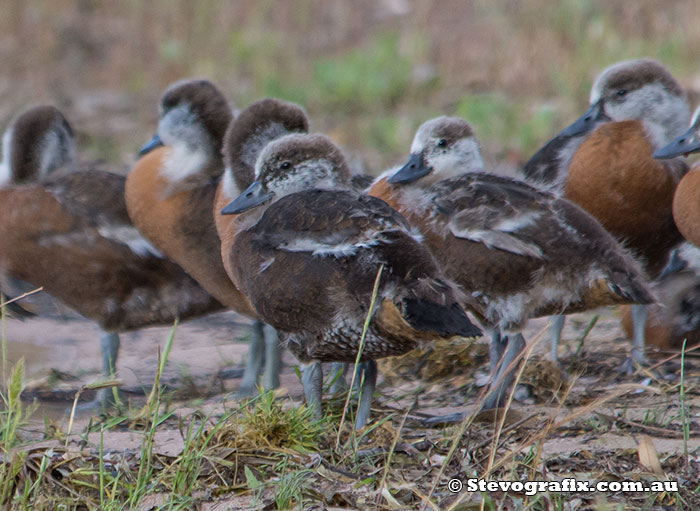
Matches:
[[213, 183, 250, 288], [125, 148, 256, 317], [565, 121, 685, 276], [672, 166, 700, 249]]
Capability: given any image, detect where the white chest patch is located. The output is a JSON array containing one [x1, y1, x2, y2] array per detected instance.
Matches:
[[221, 168, 240, 200], [159, 143, 209, 183]]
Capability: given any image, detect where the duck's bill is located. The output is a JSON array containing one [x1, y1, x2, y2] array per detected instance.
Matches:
[[138, 134, 164, 156], [653, 127, 700, 159], [388, 152, 431, 184], [221, 180, 273, 215], [559, 101, 608, 137]]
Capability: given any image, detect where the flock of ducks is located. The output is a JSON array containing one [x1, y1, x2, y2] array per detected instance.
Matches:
[[0, 57, 698, 428]]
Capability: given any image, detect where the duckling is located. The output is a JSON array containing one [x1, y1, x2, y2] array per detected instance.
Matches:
[[369, 116, 653, 409], [126, 80, 284, 396], [221, 133, 481, 428], [523, 58, 690, 366], [0, 105, 222, 405]]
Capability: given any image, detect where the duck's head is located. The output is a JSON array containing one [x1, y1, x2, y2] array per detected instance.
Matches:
[[0, 105, 76, 186], [139, 79, 232, 158], [221, 133, 350, 214], [221, 98, 309, 199], [654, 105, 700, 159], [388, 116, 483, 186], [561, 58, 689, 146]]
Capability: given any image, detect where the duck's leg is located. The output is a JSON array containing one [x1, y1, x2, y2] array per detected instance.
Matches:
[[548, 315, 566, 362], [301, 361, 323, 420], [619, 303, 647, 374], [488, 329, 505, 374], [238, 321, 264, 397], [329, 363, 349, 394], [95, 329, 120, 408], [261, 324, 281, 390], [631, 304, 647, 364], [483, 332, 526, 410], [354, 361, 377, 429]]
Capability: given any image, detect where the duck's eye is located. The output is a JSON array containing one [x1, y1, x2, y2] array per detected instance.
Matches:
[[437, 138, 447, 148], [280, 161, 291, 170], [616, 89, 627, 98]]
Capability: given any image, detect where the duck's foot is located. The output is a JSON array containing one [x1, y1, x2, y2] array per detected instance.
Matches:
[[233, 384, 259, 399]]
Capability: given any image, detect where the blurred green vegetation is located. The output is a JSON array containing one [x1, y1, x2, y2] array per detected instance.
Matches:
[[0, 0, 698, 172]]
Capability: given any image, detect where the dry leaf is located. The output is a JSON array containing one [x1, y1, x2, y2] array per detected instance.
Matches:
[[637, 435, 664, 475]]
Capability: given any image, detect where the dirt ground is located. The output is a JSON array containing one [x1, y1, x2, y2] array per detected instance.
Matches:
[[3, 300, 699, 509]]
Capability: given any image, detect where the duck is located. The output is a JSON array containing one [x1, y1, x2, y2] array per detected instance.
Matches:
[[621, 243, 700, 351], [221, 133, 481, 428], [369, 116, 653, 409], [125, 80, 286, 396], [523, 58, 690, 366], [0, 105, 223, 405]]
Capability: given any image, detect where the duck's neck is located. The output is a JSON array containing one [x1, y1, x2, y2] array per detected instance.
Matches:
[[643, 98, 690, 149], [220, 167, 244, 200], [160, 142, 218, 185]]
